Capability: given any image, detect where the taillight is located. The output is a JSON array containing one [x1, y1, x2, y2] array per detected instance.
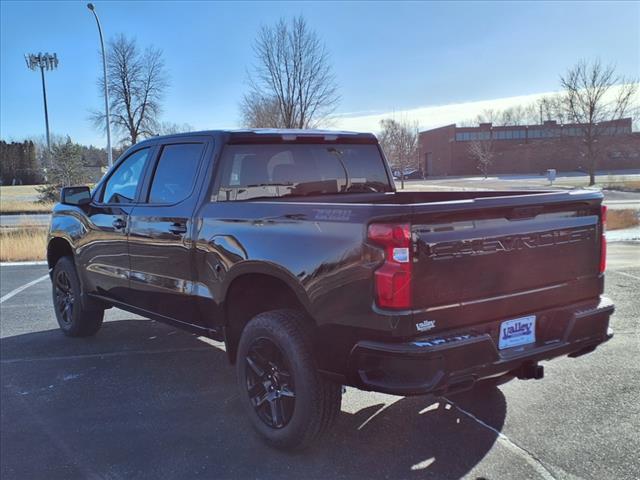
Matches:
[[599, 205, 607, 274], [367, 223, 412, 309]]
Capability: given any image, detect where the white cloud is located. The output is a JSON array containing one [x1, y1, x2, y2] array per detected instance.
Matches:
[[333, 84, 639, 133]]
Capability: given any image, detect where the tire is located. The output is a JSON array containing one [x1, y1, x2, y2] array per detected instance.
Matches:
[[52, 256, 104, 337], [236, 309, 342, 450]]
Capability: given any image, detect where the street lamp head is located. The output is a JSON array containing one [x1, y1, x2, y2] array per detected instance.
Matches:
[[87, 3, 95, 10], [24, 53, 60, 71]]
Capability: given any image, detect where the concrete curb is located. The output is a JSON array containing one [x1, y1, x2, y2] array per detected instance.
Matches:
[[0, 261, 48, 267]]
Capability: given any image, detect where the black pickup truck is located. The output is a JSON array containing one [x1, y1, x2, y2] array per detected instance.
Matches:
[[48, 129, 613, 449]]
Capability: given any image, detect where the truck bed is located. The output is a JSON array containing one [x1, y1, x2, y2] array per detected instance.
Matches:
[[210, 188, 604, 337]]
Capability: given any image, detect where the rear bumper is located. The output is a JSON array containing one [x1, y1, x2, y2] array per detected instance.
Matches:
[[348, 296, 614, 396]]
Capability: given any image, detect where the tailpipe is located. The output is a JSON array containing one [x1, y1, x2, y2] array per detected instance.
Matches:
[[516, 362, 544, 380]]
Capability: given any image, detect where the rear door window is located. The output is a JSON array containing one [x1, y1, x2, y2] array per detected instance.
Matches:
[[148, 143, 204, 204]]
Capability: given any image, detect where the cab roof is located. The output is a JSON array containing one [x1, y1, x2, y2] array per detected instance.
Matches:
[[140, 128, 378, 145]]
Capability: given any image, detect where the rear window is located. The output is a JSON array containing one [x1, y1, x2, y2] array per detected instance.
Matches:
[[215, 143, 392, 201], [148, 143, 204, 204]]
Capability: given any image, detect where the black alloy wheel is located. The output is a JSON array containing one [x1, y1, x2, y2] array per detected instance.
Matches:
[[51, 256, 104, 337], [236, 309, 342, 449], [245, 337, 296, 429], [54, 269, 75, 326]]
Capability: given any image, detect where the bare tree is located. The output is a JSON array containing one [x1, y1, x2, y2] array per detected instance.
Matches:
[[560, 59, 638, 185], [500, 105, 529, 125], [475, 105, 539, 126], [462, 94, 568, 127], [240, 95, 285, 128], [93, 34, 168, 145], [242, 16, 340, 129], [155, 122, 195, 136], [536, 95, 567, 124], [474, 109, 502, 125], [378, 118, 419, 189], [468, 138, 494, 178]]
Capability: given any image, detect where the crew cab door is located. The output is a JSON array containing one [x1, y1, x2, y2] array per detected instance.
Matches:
[[127, 138, 212, 326], [79, 146, 155, 303]]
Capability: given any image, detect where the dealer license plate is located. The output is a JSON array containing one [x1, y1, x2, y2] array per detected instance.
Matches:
[[498, 315, 536, 350]]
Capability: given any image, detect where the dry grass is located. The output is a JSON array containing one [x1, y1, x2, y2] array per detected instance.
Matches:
[[0, 200, 53, 214], [607, 209, 640, 231], [623, 180, 640, 190], [0, 184, 41, 199], [0, 184, 51, 213], [0, 228, 47, 262], [603, 178, 640, 192]]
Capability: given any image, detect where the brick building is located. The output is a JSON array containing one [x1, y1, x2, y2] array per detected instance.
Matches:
[[419, 118, 640, 176]]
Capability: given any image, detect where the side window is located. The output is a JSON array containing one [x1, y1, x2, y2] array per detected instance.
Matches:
[[102, 148, 150, 204], [148, 143, 204, 204]]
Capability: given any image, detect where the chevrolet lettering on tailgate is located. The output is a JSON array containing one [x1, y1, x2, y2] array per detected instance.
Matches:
[[427, 227, 594, 261]]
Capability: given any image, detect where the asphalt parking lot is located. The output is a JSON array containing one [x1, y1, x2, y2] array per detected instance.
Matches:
[[1, 244, 639, 480]]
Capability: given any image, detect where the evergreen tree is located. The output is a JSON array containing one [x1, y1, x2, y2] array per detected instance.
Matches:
[[37, 137, 88, 202]]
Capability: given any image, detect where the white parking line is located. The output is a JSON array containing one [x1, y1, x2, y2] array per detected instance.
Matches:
[[0, 274, 49, 304]]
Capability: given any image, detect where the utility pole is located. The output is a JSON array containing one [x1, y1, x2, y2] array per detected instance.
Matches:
[[87, 3, 113, 167], [25, 52, 58, 154]]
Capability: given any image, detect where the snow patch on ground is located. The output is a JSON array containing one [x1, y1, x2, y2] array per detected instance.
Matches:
[[607, 227, 640, 243]]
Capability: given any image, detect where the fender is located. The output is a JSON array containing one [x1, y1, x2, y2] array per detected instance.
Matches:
[[220, 260, 312, 315], [49, 206, 91, 250], [48, 206, 95, 307]]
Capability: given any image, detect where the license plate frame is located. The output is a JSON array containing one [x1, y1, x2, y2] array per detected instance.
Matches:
[[498, 315, 536, 350]]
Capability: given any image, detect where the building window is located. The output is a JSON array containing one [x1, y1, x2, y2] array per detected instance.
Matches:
[[494, 130, 508, 140], [456, 132, 474, 141], [539, 129, 555, 138], [602, 125, 627, 136]]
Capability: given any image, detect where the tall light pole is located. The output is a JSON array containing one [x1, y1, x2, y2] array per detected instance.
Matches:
[[87, 3, 113, 167], [25, 52, 58, 153]]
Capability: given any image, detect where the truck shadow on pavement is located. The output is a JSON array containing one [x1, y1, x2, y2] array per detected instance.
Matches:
[[1, 318, 507, 480]]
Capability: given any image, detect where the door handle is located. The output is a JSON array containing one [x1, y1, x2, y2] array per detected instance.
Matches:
[[112, 218, 127, 230], [168, 222, 188, 235]]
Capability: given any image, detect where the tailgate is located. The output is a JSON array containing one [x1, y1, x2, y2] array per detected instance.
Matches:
[[411, 192, 603, 325]]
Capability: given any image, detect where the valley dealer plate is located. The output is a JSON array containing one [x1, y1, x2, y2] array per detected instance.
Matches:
[[499, 315, 536, 349]]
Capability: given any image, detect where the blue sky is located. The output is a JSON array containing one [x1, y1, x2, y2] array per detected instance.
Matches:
[[1, 0, 638, 146]]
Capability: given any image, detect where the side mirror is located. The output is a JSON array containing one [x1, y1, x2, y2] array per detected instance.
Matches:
[[61, 186, 92, 206]]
